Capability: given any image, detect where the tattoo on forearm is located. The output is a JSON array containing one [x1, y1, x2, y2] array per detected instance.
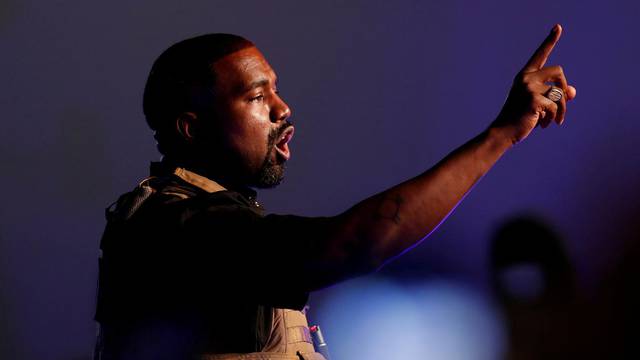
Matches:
[[374, 194, 403, 224]]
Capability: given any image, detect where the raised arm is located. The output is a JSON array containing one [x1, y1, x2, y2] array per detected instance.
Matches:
[[322, 24, 577, 273]]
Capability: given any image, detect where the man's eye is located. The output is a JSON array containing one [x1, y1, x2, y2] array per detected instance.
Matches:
[[250, 95, 264, 102]]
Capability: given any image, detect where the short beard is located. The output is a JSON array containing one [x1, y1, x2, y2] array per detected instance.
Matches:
[[254, 157, 285, 188], [251, 121, 292, 188]]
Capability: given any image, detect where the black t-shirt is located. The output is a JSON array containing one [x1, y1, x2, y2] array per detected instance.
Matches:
[[95, 168, 334, 355]]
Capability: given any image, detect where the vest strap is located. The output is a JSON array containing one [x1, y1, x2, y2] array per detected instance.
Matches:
[[286, 326, 312, 344]]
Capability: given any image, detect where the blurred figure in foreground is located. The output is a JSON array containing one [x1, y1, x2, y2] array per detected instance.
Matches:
[[491, 216, 583, 359]]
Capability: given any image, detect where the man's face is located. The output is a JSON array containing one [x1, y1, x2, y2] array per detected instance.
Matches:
[[205, 46, 294, 188]]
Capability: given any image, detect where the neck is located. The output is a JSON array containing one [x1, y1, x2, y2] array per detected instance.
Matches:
[[161, 155, 253, 194]]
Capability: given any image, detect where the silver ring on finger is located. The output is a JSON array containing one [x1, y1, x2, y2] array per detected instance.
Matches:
[[545, 86, 564, 102]]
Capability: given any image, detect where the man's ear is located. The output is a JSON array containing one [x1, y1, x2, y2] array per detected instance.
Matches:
[[175, 112, 199, 142]]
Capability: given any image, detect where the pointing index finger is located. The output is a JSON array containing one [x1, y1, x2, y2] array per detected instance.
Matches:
[[523, 24, 562, 73]]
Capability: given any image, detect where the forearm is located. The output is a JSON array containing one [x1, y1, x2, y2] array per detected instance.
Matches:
[[330, 126, 513, 270]]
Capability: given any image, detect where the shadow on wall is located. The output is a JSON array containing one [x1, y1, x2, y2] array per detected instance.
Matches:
[[0, 106, 111, 207], [0, 107, 109, 359], [0, 232, 22, 359], [0, 0, 16, 31], [48, 107, 110, 358], [51, 107, 112, 206], [489, 215, 587, 359]]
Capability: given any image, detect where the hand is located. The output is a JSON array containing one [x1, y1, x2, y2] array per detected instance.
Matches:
[[492, 24, 577, 145]]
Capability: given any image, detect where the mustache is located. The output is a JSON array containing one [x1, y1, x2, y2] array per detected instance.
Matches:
[[277, 121, 294, 139], [268, 121, 294, 145]]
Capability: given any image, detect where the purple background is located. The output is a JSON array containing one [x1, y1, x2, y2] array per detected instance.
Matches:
[[1, 1, 639, 358]]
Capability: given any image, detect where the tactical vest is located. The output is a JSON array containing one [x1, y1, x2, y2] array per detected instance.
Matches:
[[95, 167, 327, 360], [201, 309, 325, 360]]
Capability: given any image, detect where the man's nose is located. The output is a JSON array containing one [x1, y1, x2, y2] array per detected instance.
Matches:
[[271, 96, 292, 123]]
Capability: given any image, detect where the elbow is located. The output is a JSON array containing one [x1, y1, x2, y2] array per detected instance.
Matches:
[[345, 228, 394, 275], [322, 214, 399, 278]]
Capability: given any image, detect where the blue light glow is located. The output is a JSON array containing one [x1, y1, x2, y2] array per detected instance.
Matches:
[[313, 277, 506, 360]]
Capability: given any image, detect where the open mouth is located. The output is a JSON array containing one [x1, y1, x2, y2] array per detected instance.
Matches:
[[274, 126, 295, 161]]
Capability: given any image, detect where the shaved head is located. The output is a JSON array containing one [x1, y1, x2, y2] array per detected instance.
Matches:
[[143, 33, 255, 156]]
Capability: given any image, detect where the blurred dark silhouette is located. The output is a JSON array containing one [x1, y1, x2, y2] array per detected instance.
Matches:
[[490, 215, 585, 359], [594, 201, 640, 359]]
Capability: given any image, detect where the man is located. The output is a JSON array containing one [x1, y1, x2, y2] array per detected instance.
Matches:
[[94, 26, 576, 359]]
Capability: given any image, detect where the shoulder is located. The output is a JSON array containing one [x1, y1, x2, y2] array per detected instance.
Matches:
[[127, 175, 263, 225], [104, 175, 230, 222]]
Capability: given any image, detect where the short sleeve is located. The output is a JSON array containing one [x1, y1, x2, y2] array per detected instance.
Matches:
[[179, 193, 334, 309]]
